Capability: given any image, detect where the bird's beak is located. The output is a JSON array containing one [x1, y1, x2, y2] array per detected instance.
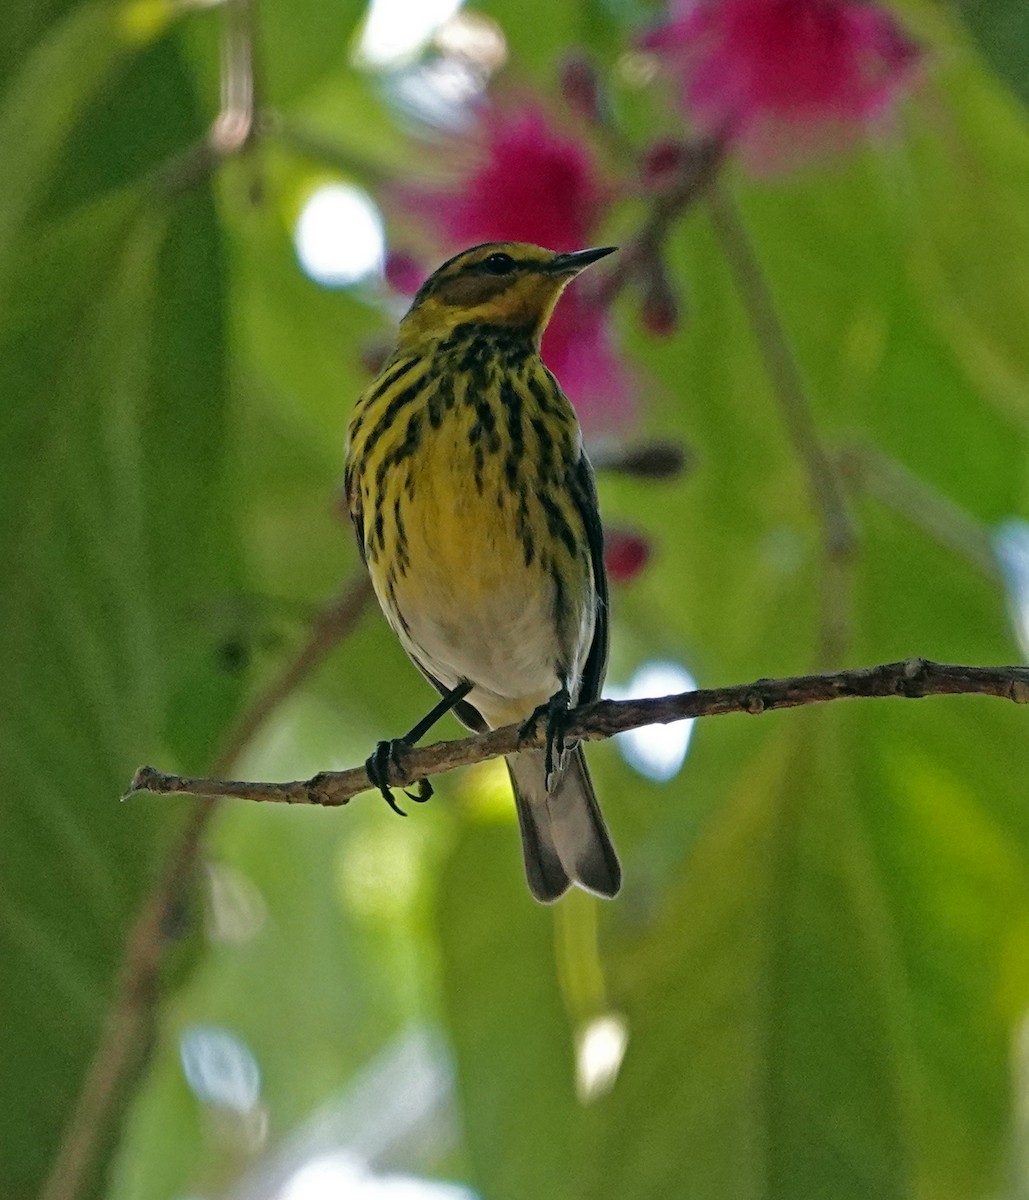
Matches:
[[548, 246, 617, 275]]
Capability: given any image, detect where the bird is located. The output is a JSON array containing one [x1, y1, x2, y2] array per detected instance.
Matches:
[[343, 241, 621, 902]]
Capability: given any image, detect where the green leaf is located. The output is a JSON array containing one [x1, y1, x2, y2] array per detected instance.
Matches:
[[261, 0, 366, 104], [589, 700, 1029, 1200], [177, 0, 368, 108], [0, 25, 240, 1195], [0, 186, 239, 1198], [953, 0, 1029, 108], [0, 1, 128, 294]]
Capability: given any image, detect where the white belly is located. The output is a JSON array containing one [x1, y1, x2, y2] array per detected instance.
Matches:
[[390, 567, 594, 729]]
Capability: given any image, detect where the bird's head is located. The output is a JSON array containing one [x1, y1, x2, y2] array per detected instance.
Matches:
[[396, 241, 616, 350]]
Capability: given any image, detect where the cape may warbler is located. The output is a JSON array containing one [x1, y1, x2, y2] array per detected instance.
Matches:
[[343, 242, 621, 901]]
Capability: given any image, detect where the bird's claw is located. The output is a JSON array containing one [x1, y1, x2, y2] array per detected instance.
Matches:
[[521, 687, 572, 790], [366, 740, 434, 813], [518, 709, 542, 743], [366, 739, 412, 816], [404, 778, 433, 803]]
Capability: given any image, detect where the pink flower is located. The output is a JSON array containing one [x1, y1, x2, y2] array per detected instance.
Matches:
[[644, 0, 920, 170], [424, 104, 606, 253], [542, 290, 635, 436], [392, 102, 636, 435]]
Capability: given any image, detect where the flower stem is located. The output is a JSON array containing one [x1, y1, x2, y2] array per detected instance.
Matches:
[[708, 184, 858, 666]]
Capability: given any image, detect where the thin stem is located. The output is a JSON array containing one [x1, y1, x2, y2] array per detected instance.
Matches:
[[839, 443, 1000, 582], [708, 185, 858, 665], [40, 573, 374, 1200], [127, 659, 1029, 810], [216, 575, 375, 767], [595, 135, 727, 307], [210, 0, 258, 155], [157, 0, 261, 195]]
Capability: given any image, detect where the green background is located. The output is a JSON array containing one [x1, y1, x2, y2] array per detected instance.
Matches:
[[4, 0, 1029, 1197]]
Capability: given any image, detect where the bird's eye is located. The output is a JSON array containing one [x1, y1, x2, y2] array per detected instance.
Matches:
[[480, 252, 516, 275]]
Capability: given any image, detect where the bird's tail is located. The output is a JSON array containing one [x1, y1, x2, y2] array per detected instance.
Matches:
[[505, 745, 621, 903]]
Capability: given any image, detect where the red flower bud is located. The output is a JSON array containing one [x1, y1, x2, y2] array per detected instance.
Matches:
[[640, 263, 680, 336], [560, 52, 604, 124], [640, 138, 691, 190], [384, 249, 427, 297], [605, 528, 652, 583]]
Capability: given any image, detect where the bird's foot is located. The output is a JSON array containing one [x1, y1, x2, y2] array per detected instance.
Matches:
[[519, 685, 573, 790], [365, 739, 433, 816]]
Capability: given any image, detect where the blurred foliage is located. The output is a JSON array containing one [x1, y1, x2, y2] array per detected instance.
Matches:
[[4, 1, 1029, 1199]]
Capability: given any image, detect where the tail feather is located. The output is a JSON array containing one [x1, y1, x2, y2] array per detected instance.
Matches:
[[506, 746, 621, 903], [510, 779, 571, 903]]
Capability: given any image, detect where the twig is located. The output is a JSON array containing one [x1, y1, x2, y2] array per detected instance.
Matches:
[[707, 186, 858, 664], [156, 0, 261, 195], [595, 135, 727, 306], [210, 0, 259, 157], [41, 574, 374, 1200], [216, 575, 375, 767], [127, 659, 1029, 809]]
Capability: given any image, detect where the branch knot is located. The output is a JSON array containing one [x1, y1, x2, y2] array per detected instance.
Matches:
[[895, 657, 929, 698]]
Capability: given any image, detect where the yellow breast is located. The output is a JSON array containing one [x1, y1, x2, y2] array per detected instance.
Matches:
[[349, 341, 589, 616]]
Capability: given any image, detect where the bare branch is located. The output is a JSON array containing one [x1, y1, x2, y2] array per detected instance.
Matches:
[[210, 0, 259, 156], [127, 659, 1029, 809]]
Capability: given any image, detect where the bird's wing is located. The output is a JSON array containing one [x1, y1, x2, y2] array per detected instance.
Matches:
[[571, 450, 609, 705], [342, 460, 367, 566]]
